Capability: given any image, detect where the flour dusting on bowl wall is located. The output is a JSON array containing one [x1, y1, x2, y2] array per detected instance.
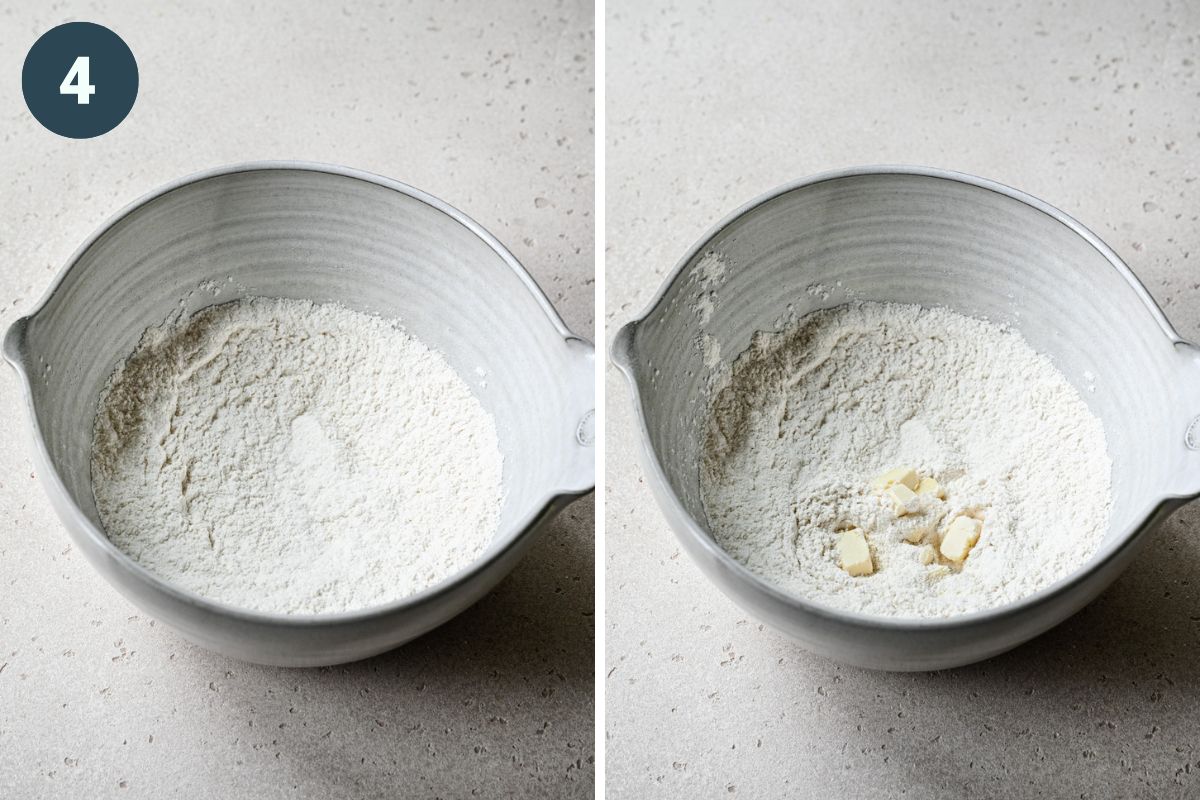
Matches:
[[4, 162, 595, 667]]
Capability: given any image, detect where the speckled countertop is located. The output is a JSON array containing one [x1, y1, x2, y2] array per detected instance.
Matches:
[[606, 0, 1200, 797], [0, 2, 594, 798]]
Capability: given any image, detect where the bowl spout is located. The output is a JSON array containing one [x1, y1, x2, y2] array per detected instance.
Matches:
[[609, 321, 637, 376], [3, 316, 28, 373]]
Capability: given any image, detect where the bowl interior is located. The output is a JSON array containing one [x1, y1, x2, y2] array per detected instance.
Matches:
[[19, 167, 587, 553], [628, 171, 1195, 559]]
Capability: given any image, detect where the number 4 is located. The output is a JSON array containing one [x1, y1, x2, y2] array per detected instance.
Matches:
[[60, 56, 95, 105]]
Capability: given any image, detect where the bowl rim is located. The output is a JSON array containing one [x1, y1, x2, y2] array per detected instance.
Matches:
[[4, 159, 594, 629], [612, 163, 1199, 632]]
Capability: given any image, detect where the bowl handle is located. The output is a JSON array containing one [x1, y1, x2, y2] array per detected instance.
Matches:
[[555, 334, 595, 496], [1175, 339, 1200, 498]]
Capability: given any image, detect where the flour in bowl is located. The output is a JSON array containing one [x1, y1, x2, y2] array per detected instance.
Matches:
[[91, 297, 503, 614], [699, 302, 1112, 618]]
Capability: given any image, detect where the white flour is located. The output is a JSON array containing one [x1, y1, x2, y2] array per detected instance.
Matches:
[[91, 297, 503, 615], [699, 302, 1112, 618]]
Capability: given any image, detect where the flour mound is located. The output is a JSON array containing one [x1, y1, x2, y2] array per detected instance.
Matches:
[[91, 297, 503, 615], [699, 302, 1111, 618]]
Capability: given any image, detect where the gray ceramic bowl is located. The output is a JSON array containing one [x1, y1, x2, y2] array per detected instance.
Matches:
[[4, 161, 594, 667], [612, 165, 1200, 671]]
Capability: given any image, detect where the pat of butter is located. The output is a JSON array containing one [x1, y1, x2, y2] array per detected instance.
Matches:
[[870, 466, 919, 492], [887, 483, 920, 516], [837, 529, 873, 576], [939, 516, 982, 563], [917, 476, 944, 499]]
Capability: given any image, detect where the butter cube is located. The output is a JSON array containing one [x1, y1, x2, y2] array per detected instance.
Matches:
[[917, 476, 944, 499], [837, 529, 874, 577], [939, 516, 982, 563], [918, 545, 937, 565], [871, 466, 920, 492], [886, 483, 920, 516]]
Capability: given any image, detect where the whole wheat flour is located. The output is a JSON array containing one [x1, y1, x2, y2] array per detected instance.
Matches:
[[699, 302, 1111, 618], [91, 297, 503, 614]]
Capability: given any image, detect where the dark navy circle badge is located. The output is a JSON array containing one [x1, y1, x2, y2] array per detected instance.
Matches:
[[22, 22, 138, 139]]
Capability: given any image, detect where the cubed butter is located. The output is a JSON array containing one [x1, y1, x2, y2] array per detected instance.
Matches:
[[919, 545, 937, 565], [870, 466, 919, 492], [939, 516, 982, 563], [887, 483, 920, 516], [837, 529, 873, 577], [917, 476, 944, 499]]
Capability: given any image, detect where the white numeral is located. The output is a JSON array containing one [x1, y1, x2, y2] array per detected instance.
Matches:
[[59, 56, 95, 105]]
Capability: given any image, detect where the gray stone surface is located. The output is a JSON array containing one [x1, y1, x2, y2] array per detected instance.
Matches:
[[605, 0, 1200, 796], [0, 2, 594, 798]]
